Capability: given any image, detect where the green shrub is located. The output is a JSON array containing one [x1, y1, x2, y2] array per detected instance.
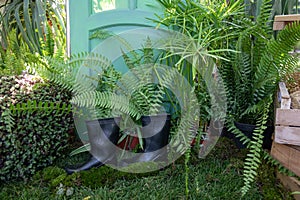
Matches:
[[0, 75, 74, 182]]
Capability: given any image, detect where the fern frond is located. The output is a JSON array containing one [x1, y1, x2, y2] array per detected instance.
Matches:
[[71, 91, 141, 120], [253, 21, 300, 102], [35, 52, 117, 96], [9, 100, 73, 116], [240, 96, 271, 195]]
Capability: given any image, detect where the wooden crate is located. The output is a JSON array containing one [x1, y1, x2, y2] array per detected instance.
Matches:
[[271, 14, 300, 197], [271, 82, 300, 177], [274, 82, 300, 146]]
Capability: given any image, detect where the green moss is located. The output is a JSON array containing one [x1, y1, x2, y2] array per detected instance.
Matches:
[[257, 161, 294, 200], [80, 166, 122, 188]]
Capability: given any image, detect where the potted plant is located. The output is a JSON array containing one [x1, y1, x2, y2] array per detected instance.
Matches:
[[67, 32, 205, 173], [64, 62, 124, 174], [154, 0, 300, 195], [217, 0, 300, 194], [221, 1, 299, 146], [59, 37, 176, 172]]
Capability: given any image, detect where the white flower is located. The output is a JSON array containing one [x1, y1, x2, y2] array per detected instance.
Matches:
[[66, 187, 74, 196]]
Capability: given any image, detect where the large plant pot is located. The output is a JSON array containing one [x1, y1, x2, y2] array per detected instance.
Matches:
[[232, 122, 274, 149]]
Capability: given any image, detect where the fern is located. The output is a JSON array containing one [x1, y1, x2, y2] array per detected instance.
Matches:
[[9, 100, 73, 116], [71, 91, 141, 119], [35, 52, 115, 97], [240, 96, 272, 195], [119, 38, 167, 116], [0, 29, 29, 75], [253, 21, 300, 103], [211, 0, 300, 195], [40, 24, 55, 56]]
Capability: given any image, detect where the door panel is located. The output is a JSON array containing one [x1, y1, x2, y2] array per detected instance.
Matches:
[[92, 0, 116, 13], [68, 0, 164, 54]]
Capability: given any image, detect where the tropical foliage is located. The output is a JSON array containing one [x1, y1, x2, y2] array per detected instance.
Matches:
[[154, 0, 242, 134], [0, 0, 66, 56], [0, 0, 299, 197], [155, 0, 300, 195], [219, 0, 300, 195]]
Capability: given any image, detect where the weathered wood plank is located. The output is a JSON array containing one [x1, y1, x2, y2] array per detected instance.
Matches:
[[274, 14, 300, 22], [273, 15, 300, 30], [275, 126, 300, 146], [279, 82, 291, 99], [281, 98, 292, 109], [277, 172, 300, 200], [273, 21, 286, 30], [278, 82, 291, 109], [275, 109, 300, 126], [271, 142, 300, 177]]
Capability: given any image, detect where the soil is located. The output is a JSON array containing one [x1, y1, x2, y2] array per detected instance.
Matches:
[[291, 91, 300, 109], [285, 72, 300, 109], [285, 72, 300, 93]]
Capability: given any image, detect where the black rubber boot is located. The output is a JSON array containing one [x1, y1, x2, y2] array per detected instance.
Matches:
[[65, 117, 120, 174], [118, 114, 171, 168], [138, 114, 171, 162]]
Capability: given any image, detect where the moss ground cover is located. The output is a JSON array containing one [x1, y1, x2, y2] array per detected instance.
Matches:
[[0, 138, 294, 200]]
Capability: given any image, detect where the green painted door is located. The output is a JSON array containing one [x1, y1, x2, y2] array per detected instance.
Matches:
[[68, 0, 163, 54]]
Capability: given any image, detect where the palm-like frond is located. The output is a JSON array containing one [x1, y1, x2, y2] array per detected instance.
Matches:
[[0, 0, 65, 55]]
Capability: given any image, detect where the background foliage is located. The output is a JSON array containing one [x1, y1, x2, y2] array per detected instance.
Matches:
[[0, 75, 74, 182], [0, 0, 66, 56]]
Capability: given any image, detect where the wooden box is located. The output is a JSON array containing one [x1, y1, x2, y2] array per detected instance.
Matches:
[[271, 82, 300, 177]]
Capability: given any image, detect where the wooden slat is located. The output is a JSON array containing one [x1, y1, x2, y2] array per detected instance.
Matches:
[[273, 15, 300, 30], [273, 21, 286, 30], [281, 98, 292, 109], [275, 126, 300, 146], [277, 172, 300, 200], [275, 109, 300, 126], [278, 82, 291, 109], [274, 14, 300, 22], [279, 82, 291, 99], [271, 142, 300, 177]]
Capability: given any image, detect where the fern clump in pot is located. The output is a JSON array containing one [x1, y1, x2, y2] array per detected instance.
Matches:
[[65, 64, 123, 174], [218, 0, 300, 195], [99, 38, 174, 168]]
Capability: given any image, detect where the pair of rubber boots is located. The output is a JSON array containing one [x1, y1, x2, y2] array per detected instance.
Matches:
[[65, 114, 171, 174]]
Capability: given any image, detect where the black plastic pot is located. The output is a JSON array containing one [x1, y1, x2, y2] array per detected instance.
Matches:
[[231, 122, 274, 149]]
